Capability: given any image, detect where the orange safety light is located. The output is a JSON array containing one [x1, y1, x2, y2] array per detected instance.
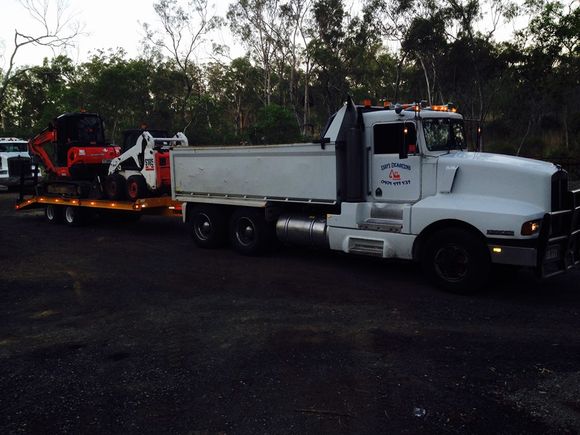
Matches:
[[362, 98, 372, 108]]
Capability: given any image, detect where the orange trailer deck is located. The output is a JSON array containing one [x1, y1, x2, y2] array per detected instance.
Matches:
[[16, 195, 181, 216]]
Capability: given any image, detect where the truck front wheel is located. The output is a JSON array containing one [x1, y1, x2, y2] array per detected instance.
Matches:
[[188, 205, 227, 248], [229, 208, 274, 256], [421, 228, 490, 293]]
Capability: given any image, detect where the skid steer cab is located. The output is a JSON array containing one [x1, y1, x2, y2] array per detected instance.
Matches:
[[105, 129, 188, 200], [29, 113, 120, 180]]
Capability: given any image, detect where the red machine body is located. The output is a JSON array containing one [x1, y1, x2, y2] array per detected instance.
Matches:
[[29, 113, 120, 180]]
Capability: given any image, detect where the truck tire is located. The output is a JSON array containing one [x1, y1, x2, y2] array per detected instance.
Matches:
[[45, 204, 63, 224], [188, 205, 228, 248], [63, 206, 86, 227], [126, 175, 148, 200], [421, 228, 490, 293], [229, 208, 274, 256], [104, 174, 126, 200]]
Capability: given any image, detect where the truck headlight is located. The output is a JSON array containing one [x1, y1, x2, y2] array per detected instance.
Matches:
[[521, 219, 542, 236]]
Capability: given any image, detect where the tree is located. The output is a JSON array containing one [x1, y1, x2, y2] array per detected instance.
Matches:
[[143, 0, 222, 131], [0, 0, 81, 129], [228, 0, 282, 107]]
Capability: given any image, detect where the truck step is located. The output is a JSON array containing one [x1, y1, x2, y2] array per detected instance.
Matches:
[[359, 218, 403, 233], [348, 238, 384, 257]]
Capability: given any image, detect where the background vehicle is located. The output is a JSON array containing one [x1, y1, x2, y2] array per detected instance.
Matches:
[[0, 137, 41, 188]]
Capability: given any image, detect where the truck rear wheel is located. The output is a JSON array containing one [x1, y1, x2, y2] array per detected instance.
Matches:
[[63, 206, 86, 227], [229, 208, 274, 256], [104, 174, 126, 200], [421, 228, 490, 293], [188, 205, 227, 248], [45, 204, 63, 224], [126, 175, 148, 200]]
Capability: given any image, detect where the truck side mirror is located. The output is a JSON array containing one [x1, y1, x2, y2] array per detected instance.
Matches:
[[399, 122, 417, 159]]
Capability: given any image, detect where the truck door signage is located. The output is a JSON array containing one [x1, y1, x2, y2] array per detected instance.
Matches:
[[145, 158, 154, 171], [380, 162, 411, 186]]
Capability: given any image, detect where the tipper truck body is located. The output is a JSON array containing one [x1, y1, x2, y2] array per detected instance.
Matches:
[[171, 99, 580, 291]]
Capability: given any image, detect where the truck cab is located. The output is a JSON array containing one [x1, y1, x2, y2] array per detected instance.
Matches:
[[324, 101, 579, 289]]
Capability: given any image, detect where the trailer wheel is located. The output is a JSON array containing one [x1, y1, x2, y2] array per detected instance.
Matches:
[[45, 204, 63, 224], [188, 205, 227, 248], [104, 174, 126, 200], [63, 206, 86, 227], [126, 175, 148, 200], [421, 228, 490, 293], [229, 208, 274, 256]]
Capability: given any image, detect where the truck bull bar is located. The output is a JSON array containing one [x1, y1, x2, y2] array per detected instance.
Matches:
[[539, 188, 580, 277]]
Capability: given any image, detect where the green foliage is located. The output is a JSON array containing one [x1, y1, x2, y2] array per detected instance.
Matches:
[[251, 104, 301, 144]]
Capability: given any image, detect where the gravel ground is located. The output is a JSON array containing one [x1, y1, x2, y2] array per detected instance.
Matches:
[[1, 191, 579, 434]]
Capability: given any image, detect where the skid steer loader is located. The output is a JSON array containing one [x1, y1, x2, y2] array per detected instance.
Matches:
[[104, 130, 188, 200]]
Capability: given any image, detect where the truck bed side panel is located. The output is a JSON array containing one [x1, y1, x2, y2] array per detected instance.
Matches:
[[171, 143, 338, 205]]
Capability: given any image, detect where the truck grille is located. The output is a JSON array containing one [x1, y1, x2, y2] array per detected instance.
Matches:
[[551, 170, 569, 211], [7, 157, 32, 177]]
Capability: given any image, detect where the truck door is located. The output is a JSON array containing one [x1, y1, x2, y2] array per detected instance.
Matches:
[[371, 122, 421, 202]]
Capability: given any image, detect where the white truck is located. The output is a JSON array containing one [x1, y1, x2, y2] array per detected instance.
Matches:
[[170, 99, 580, 292], [0, 137, 41, 188]]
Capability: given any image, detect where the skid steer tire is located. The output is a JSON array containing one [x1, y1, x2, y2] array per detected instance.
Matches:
[[104, 174, 126, 200], [126, 175, 148, 201]]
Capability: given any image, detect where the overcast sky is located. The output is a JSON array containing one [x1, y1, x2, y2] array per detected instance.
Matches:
[[0, 0, 239, 68]]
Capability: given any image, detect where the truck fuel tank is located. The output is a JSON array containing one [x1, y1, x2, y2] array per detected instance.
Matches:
[[276, 214, 329, 248]]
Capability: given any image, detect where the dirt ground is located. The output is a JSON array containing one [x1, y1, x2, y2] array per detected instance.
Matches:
[[1, 191, 579, 434]]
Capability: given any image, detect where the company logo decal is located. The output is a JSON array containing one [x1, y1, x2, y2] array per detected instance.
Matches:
[[380, 162, 411, 186], [145, 158, 154, 171]]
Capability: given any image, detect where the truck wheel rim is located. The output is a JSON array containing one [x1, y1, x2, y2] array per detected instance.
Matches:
[[194, 214, 212, 240], [236, 217, 255, 247], [434, 244, 469, 282], [65, 207, 75, 224]]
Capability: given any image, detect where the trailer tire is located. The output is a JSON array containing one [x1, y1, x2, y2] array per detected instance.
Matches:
[[104, 174, 126, 200], [229, 208, 274, 256], [188, 205, 228, 248], [421, 228, 490, 293], [126, 175, 148, 200], [63, 206, 86, 227], [45, 204, 63, 224]]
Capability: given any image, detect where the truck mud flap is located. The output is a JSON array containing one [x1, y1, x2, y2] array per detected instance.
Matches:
[[540, 188, 580, 278]]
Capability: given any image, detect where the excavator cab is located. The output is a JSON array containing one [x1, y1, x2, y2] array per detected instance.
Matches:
[[30, 113, 120, 180]]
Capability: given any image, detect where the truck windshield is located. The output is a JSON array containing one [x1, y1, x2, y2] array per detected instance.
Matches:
[[0, 143, 28, 152], [422, 118, 466, 152]]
